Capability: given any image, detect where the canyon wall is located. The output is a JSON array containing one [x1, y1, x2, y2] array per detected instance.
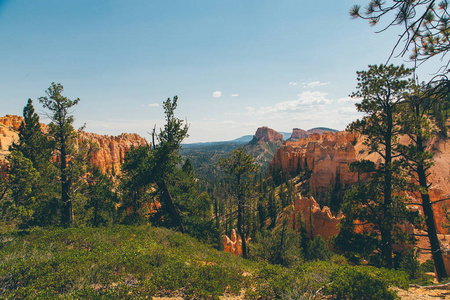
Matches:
[[0, 115, 148, 174], [271, 131, 362, 193], [285, 195, 342, 242], [270, 130, 450, 234]]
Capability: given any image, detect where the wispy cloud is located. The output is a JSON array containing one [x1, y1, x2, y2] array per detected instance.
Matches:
[[289, 82, 298, 86], [212, 91, 222, 98], [231, 93, 239, 97], [140, 103, 159, 107], [247, 91, 331, 116], [302, 81, 329, 88]]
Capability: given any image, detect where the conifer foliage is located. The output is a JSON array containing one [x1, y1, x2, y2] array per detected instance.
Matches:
[[39, 82, 81, 227], [342, 64, 415, 267]]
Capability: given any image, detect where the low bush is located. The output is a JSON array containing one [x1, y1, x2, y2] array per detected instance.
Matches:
[[0, 225, 250, 299], [324, 266, 409, 300]]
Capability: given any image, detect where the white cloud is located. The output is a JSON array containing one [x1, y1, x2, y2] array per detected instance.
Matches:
[[289, 82, 298, 86], [248, 91, 331, 116], [337, 97, 356, 104], [148, 103, 159, 107], [212, 91, 222, 98], [303, 81, 330, 88], [231, 94, 239, 97]]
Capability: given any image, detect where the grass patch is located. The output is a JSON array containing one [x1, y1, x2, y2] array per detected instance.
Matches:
[[0, 225, 250, 299], [0, 225, 413, 299]]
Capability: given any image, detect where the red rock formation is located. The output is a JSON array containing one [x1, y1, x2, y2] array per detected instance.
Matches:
[[0, 115, 23, 131], [271, 131, 361, 193], [222, 229, 243, 256], [290, 128, 309, 141], [289, 128, 337, 141], [251, 126, 284, 143], [77, 131, 148, 174], [0, 115, 148, 174], [286, 195, 342, 242]]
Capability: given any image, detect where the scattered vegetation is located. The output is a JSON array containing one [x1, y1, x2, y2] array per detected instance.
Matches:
[[0, 225, 412, 299], [2, 0, 450, 294]]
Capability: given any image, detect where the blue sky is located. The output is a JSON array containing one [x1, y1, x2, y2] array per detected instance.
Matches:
[[0, 1, 444, 143]]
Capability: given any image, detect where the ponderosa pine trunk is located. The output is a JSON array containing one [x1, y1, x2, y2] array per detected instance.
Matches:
[[157, 179, 185, 233], [60, 137, 72, 227], [416, 154, 447, 281]]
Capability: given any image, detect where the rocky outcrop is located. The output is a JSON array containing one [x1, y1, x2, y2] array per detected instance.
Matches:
[[290, 128, 309, 141], [271, 131, 361, 193], [0, 116, 20, 160], [245, 127, 284, 169], [0, 115, 23, 131], [222, 229, 245, 256], [285, 195, 342, 242], [289, 127, 338, 141], [77, 131, 148, 174], [0, 115, 148, 174], [272, 130, 450, 238], [250, 126, 284, 143]]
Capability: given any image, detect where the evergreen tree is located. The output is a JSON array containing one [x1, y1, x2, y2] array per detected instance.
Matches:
[[350, 0, 450, 68], [267, 189, 278, 229], [39, 82, 80, 227], [347, 64, 414, 267], [85, 167, 117, 227], [120, 145, 154, 223], [10, 99, 58, 226], [120, 96, 188, 232], [152, 96, 188, 232], [218, 148, 258, 259], [398, 85, 448, 281], [0, 151, 39, 227], [12, 99, 53, 167]]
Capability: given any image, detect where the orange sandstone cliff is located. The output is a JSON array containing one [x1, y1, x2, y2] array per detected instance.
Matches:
[[270, 130, 450, 234], [0, 115, 148, 174], [271, 131, 362, 193], [287, 195, 342, 242]]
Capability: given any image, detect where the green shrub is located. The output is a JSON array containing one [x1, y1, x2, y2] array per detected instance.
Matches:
[[421, 259, 435, 273], [324, 266, 408, 300], [306, 235, 333, 261], [398, 249, 434, 285], [245, 261, 336, 300]]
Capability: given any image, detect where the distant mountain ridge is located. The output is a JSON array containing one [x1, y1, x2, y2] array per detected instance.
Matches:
[[181, 126, 339, 178], [183, 127, 338, 146]]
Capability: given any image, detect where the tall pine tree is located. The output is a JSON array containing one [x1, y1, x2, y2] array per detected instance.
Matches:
[[39, 82, 80, 227], [347, 64, 414, 267]]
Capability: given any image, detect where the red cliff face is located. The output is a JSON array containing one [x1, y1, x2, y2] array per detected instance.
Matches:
[[0, 115, 23, 131], [271, 130, 450, 234], [251, 126, 284, 143], [283, 195, 342, 242], [77, 131, 148, 174], [271, 131, 361, 193], [290, 128, 309, 141], [0, 115, 148, 174]]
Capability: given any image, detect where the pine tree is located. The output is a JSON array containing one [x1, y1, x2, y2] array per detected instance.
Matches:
[[12, 99, 53, 166], [347, 64, 414, 267], [10, 99, 57, 226], [120, 96, 188, 232], [39, 82, 80, 227], [218, 148, 258, 258], [398, 85, 448, 281]]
